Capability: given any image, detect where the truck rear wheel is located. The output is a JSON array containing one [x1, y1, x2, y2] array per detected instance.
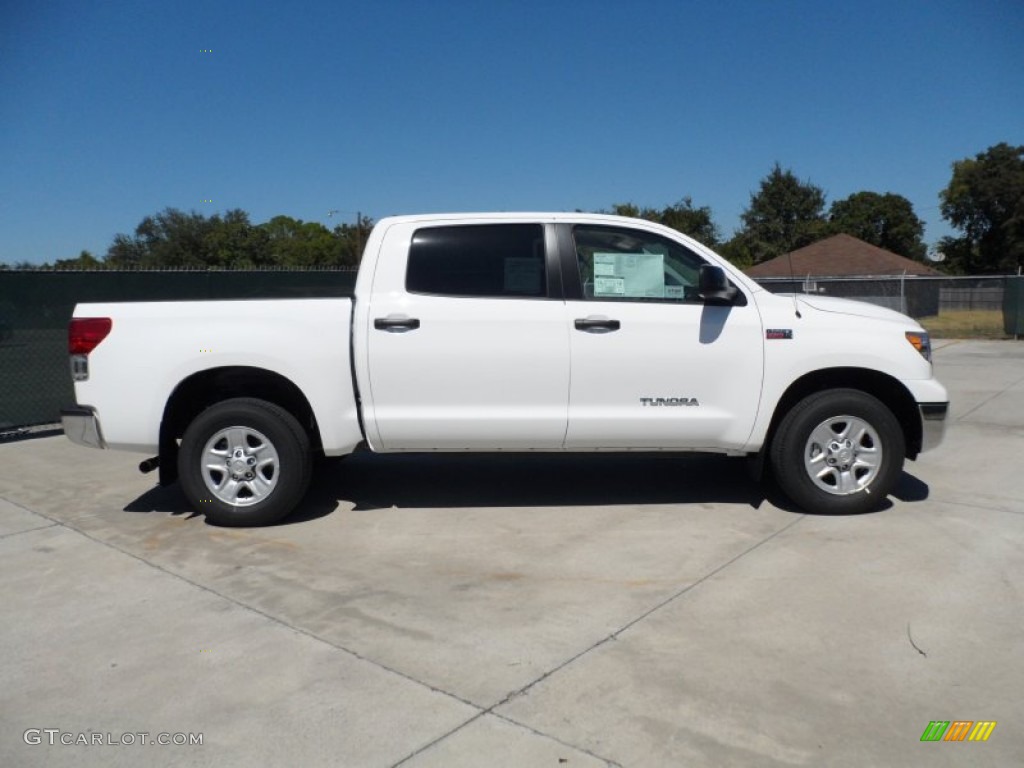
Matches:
[[178, 398, 312, 526], [770, 389, 905, 514]]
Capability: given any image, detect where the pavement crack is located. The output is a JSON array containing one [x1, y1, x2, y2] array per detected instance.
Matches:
[[488, 515, 806, 712], [906, 622, 927, 657], [3, 502, 484, 717], [0, 522, 58, 539], [956, 371, 1024, 422], [402, 515, 805, 768], [491, 712, 625, 768], [929, 494, 1024, 515], [389, 710, 623, 768]]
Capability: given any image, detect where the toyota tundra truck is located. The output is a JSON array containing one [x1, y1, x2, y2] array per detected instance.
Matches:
[[61, 213, 949, 525]]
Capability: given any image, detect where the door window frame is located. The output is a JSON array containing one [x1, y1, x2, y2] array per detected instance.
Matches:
[[555, 222, 747, 306]]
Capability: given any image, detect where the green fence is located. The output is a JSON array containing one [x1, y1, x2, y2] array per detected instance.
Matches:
[[0, 270, 356, 430], [3, 269, 1021, 432], [1005, 276, 1024, 336]]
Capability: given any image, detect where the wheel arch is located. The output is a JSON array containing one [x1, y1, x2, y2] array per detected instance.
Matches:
[[765, 367, 923, 465], [158, 366, 320, 486]]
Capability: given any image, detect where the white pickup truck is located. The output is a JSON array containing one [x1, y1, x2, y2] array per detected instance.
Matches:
[[62, 213, 948, 525]]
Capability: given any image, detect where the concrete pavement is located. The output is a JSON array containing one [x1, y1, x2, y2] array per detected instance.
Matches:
[[1, 340, 1021, 766]]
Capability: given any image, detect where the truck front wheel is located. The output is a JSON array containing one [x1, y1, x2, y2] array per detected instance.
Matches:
[[770, 389, 905, 514], [178, 398, 312, 526]]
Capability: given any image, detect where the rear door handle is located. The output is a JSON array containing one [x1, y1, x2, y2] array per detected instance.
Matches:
[[374, 315, 421, 332], [574, 316, 620, 333]]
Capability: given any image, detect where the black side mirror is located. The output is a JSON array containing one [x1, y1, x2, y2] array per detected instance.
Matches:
[[698, 265, 738, 304]]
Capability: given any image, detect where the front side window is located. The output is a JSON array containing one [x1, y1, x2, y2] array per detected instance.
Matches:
[[573, 225, 707, 302], [407, 224, 546, 298]]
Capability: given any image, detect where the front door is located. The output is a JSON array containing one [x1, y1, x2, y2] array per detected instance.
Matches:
[[563, 223, 764, 450]]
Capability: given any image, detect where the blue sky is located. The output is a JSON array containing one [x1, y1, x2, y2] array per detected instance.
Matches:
[[2, 0, 1021, 264]]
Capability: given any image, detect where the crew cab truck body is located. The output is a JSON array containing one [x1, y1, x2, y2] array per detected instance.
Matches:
[[62, 213, 949, 525]]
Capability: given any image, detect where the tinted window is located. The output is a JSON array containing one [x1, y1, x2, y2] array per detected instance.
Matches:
[[407, 224, 546, 298], [573, 225, 707, 302]]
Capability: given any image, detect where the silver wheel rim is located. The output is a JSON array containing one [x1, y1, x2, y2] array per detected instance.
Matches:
[[804, 414, 883, 496], [201, 426, 280, 506]]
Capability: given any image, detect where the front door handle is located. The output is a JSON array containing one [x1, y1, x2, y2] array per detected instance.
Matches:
[[374, 315, 421, 332], [574, 316, 620, 333]]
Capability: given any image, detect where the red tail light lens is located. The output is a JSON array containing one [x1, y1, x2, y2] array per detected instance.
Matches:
[[69, 317, 112, 355]]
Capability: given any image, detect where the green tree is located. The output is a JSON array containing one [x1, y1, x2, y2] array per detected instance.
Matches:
[[102, 208, 371, 269], [203, 210, 272, 268], [738, 163, 827, 262], [656, 198, 720, 247], [939, 142, 1024, 274], [608, 197, 720, 247], [330, 212, 373, 266], [106, 208, 215, 268], [53, 250, 105, 270], [260, 216, 344, 267], [717, 236, 756, 269], [828, 192, 927, 260], [610, 203, 644, 219]]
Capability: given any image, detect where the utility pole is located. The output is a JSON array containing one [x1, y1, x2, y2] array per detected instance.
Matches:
[[356, 211, 362, 259]]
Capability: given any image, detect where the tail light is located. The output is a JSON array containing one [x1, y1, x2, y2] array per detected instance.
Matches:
[[69, 317, 112, 381]]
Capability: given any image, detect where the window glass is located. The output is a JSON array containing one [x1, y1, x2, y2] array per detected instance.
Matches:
[[407, 224, 546, 298], [573, 225, 707, 302]]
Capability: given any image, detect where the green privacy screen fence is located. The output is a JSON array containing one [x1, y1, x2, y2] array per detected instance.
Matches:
[[2, 270, 1022, 432], [0, 270, 356, 430]]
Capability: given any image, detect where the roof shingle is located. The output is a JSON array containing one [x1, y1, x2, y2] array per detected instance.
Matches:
[[744, 234, 941, 277]]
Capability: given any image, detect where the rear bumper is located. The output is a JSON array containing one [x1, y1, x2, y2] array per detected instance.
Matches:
[[61, 406, 106, 449], [919, 402, 949, 453]]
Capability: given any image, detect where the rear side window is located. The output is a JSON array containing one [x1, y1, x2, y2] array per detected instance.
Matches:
[[406, 224, 546, 298]]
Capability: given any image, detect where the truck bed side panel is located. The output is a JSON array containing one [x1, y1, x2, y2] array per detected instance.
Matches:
[[72, 298, 362, 455]]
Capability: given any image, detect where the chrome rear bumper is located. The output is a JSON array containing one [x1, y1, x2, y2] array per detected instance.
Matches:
[[919, 402, 949, 453], [61, 406, 106, 449]]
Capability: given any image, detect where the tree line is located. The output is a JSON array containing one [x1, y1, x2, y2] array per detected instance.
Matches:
[[3, 142, 1021, 274]]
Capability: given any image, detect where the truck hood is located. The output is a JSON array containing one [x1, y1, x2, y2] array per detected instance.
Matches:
[[795, 294, 914, 324]]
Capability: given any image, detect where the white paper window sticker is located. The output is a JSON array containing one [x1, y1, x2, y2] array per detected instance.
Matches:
[[665, 285, 685, 299], [592, 252, 665, 298], [504, 257, 543, 294], [594, 276, 625, 295]]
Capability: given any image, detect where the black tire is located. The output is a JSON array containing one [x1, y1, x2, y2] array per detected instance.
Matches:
[[769, 389, 905, 515], [178, 398, 312, 526]]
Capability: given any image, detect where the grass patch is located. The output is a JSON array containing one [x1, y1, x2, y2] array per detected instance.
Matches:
[[918, 310, 1010, 339]]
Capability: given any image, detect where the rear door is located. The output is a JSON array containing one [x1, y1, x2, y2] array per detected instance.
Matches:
[[364, 220, 570, 450], [562, 223, 765, 450]]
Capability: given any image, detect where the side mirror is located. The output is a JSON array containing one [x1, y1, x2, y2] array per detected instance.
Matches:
[[698, 265, 738, 304]]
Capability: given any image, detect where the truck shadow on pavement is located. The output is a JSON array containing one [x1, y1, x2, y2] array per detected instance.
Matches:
[[124, 451, 931, 523]]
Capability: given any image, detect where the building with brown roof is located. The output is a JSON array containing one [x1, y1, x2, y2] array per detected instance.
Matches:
[[745, 233, 941, 278]]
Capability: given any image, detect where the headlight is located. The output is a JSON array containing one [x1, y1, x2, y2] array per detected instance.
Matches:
[[905, 331, 932, 362]]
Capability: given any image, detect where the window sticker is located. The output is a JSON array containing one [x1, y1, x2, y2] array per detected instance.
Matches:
[[593, 252, 666, 298], [504, 257, 543, 294], [665, 285, 685, 299], [594, 276, 625, 295]]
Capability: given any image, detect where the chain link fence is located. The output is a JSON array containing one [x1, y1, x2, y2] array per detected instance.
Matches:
[[0, 269, 356, 431]]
